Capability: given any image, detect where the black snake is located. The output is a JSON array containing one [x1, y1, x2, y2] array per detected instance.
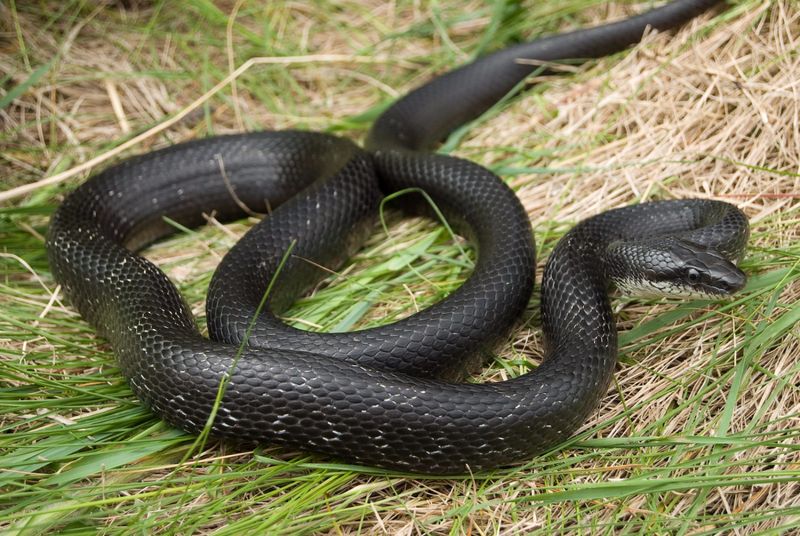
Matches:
[[46, 0, 749, 474]]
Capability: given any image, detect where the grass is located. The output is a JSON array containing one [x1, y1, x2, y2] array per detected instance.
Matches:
[[1, 0, 798, 534]]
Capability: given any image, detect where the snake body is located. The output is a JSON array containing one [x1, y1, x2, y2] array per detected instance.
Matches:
[[46, 0, 748, 474]]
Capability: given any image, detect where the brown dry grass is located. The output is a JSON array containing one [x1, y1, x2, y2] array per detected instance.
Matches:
[[0, 1, 798, 534]]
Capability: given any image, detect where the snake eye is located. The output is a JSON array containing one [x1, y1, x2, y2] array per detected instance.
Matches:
[[687, 268, 701, 284]]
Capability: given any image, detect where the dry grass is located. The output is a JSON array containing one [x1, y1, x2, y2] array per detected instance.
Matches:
[[0, 1, 798, 534]]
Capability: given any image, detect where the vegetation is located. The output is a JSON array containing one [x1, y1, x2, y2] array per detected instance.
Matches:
[[1, 0, 797, 533]]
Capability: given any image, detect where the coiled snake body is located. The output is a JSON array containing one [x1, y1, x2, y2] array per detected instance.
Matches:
[[46, 0, 748, 473]]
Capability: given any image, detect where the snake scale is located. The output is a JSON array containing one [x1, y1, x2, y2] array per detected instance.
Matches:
[[46, 0, 749, 474]]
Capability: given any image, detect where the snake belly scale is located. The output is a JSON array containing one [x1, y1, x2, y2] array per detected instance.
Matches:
[[45, 0, 747, 474]]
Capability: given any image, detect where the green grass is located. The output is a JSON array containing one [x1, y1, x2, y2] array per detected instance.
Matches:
[[1, 0, 799, 534]]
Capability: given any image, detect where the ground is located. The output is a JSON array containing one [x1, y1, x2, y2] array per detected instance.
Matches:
[[0, 1, 798, 534]]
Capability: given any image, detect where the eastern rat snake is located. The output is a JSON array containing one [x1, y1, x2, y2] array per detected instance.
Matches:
[[46, 0, 748, 473]]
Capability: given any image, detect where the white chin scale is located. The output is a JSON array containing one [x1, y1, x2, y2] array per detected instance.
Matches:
[[614, 277, 716, 299]]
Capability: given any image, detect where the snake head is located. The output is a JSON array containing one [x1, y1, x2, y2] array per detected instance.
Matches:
[[607, 237, 747, 299], [667, 239, 747, 297]]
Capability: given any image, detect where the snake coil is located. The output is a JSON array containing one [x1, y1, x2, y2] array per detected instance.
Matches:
[[46, 0, 748, 474]]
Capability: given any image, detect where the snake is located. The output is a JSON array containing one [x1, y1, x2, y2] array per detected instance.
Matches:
[[46, 0, 749, 474]]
